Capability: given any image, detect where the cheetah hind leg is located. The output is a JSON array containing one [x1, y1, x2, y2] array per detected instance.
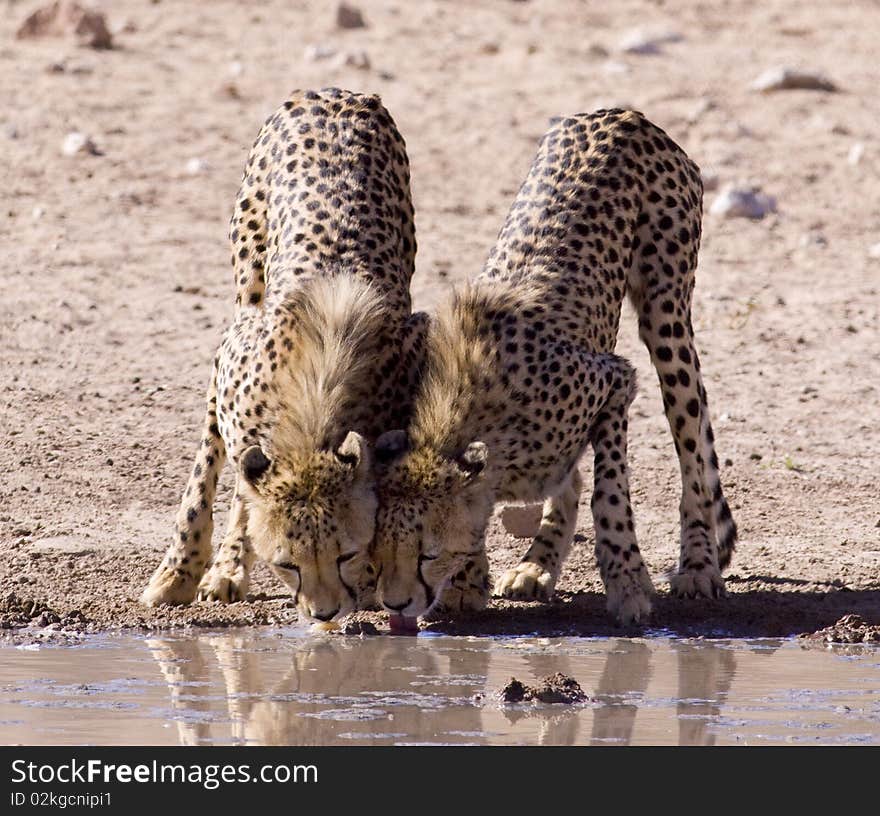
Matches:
[[197, 484, 254, 603], [494, 468, 582, 603]]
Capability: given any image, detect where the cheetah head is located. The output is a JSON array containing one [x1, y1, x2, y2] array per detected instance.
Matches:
[[371, 430, 494, 619], [238, 431, 378, 623]]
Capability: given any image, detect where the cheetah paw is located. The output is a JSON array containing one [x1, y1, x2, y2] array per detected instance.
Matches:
[[493, 562, 556, 602], [141, 565, 199, 607], [500, 504, 543, 539], [670, 567, 726, 600], [605, 570, 654, 625], [196, 562, 250, 603]]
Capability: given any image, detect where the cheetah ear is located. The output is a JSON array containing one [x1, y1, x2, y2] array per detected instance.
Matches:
[[336, 431, 370, 478], [241, 445, 271, 484], [375, 429, 409, 464], [456, 441, 488, 482]]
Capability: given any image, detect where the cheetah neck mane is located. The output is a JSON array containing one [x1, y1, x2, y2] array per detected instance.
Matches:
[[410, 281, 539, 457], [269, 275, 385, 454]]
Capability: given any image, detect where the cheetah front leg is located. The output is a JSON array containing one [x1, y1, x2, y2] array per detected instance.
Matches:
[[494, 467, 582, 603], [142, 362, 226, 606], [590, 379, 655, 624], [197, 483, 254, 603]]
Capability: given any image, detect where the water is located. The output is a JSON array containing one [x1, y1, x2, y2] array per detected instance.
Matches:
[[1, 629, 879, 745]]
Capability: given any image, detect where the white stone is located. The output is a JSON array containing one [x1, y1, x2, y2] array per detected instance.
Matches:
[[710, 186, 777, 219], [304, 44, 337, 62], [61, 131, 98, 156], [750, 67, 837, 93], [847, 143, 864, 166], [185, 157, 210, 175], [868, 242, 880, 260], [619, 28, 683, 55]]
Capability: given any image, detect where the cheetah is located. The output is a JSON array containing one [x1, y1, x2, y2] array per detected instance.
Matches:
[[372, 109, 737, 625], [142, 88, 425, 622]]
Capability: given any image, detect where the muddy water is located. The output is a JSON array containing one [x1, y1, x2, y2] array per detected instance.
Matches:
[[1, 630, 878, 746]]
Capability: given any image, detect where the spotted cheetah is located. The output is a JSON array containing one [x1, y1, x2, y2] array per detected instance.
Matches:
[[373, 109, 737, 624], [142, 88, 425, 622]]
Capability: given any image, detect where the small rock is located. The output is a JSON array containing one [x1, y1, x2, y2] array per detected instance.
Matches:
[[304, 43, 337, 62], [336, 2, 366, 29], [600, 60, 630, 75], [710, 185, 777, 219], [618, 28, 684, 55], [586, 43, 609, 58], [847, 143, 864, 166], [32, 206, 45, 220], [61, 131, 100, 156], [481, 42, 500, 55], [799, 231, 827, 248], [750, 67, 837, 93], [724, 458, 733, 467], [868, 242, 880, 260], [339, 49, 370, 70], [16, 1, 113, 50], [185, 157, 210, 175], [749, 452, 762, 461], [228, 60, 244, 77], [5, 123, 19, 140]]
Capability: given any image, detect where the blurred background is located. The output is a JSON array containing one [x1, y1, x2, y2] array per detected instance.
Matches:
[[1, 0, 878, 631]]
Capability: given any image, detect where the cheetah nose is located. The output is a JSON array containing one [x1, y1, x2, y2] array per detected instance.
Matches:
[[311, 607, 340, 622], [383, 597, 412, 613]]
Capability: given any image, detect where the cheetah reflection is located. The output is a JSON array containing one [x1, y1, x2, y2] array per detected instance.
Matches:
[[148, 635, 738, 745], [147, 633, 492, 745]]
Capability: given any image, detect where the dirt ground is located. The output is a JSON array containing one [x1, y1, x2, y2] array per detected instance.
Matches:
[[1, 0, 878, 642]]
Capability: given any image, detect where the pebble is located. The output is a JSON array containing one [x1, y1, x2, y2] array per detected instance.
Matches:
[[185, 157, 210, 175], [847, 143, 864, 166], [867, 242, 880, 260], [61, 131, 100, 156], [750, 67, 837, 93], [709, 186, 777, 219], [338, 49, 371, 70], [32, 206, 45, 220], [228, 60, 244, 77], [304, 44, 337, 62], [618, 28, 683, 55], [336, 2, 366, 29]]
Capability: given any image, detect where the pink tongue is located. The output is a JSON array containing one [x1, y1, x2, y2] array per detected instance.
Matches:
[[388, 614, 418, 634]]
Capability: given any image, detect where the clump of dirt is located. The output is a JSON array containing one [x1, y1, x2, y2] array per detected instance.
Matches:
[[499, 672, 590, 704], [802, 614, 880, 644]]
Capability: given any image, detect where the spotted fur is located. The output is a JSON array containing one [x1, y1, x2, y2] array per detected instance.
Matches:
[[373, 109, 737, 624], [142, 88, 426, 621]]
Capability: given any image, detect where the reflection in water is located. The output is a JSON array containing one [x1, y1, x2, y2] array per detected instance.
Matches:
[[590, 640, 652, 745], [146, 634, 741, 746], [3, 633, 877, 745], [674, 642, 737, 746]]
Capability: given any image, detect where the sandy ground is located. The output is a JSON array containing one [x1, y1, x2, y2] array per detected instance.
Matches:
[[1, 0, 878, 642]]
